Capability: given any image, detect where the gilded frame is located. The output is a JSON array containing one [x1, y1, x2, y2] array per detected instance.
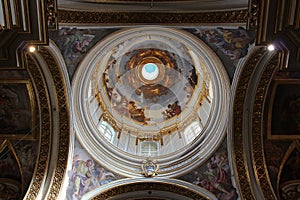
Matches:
[[267, 79, 300, 140], [0, 80, 36, 139]]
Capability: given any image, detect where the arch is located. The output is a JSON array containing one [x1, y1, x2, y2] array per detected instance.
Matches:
[[229, 46, 279, 199], [82, 178, 217, 200], [24, 41, 72, 200]]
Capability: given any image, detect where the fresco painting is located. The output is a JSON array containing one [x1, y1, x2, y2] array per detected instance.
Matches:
[[13, 140, 38, 190], [0, 179, 21, 200], [264, 139, 300, 198], [0, 139, 38, 199], [187, 27, 255, 80], [270, 83, 300, 137], [180, 142, 238, 200], [263, 141, 290, 191], [192, 27, 253, 60], [66, 141, 121, 200], [50, 28, 117, 79], [102, 48, 196, 125], [0, 146, 21, 181], [0, 83, 32, 136]]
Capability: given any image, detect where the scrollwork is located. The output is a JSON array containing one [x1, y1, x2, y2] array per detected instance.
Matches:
[[25, 55, 51, 200], [92, 182, 207, 200], [232, 47, 266, 199], [248, 0, 259, 30], [46, 0, 57, 29], [252, 53, 279, 199], [58, 9, 248, 25], [37, 48, 70, 199]]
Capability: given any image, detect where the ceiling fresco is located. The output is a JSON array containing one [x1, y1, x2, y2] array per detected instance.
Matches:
[[72, 27, 230, 179], [102, 43, 199, 125], [0, 140, 38, 199], [66, 140, 124, 200], [263, 71, 300, 199], [91, 27, 213, 141], [0, 82, 34, 137], [0, 0, 300, 199], [49, 28, 117, 78], [180, 139, 238, 200], [49, 27, 255, 81]]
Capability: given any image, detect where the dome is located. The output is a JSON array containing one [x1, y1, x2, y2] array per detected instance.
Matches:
[[72, 27, 230, 177]]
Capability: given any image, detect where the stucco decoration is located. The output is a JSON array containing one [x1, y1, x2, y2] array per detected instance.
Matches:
[[72, 27, 230, 177]]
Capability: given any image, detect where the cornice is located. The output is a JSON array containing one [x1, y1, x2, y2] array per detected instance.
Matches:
[[57, 9, 248, 25], [0, 0, 48, 66]]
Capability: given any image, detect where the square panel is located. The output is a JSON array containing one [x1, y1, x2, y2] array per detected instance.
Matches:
[[0, 80, 36, 139], [268, 79, 300, 140]]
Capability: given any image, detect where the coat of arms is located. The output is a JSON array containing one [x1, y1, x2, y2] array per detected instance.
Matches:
[[141, 157, 159, 177]]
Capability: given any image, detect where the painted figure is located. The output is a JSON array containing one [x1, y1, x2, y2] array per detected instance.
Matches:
[[67, 153, 116, 200], [72, 159, 93, 197], [128, 101, 149, 123]]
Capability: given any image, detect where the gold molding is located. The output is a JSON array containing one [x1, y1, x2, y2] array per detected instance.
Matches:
[[46, 0, 58, 29], [25, 54, 51, 200], [24, 47, 70, 199], [267, 79, 300, 140], [58, 9, 248, 25], [247, 0, 259, 30], [92, 182, 207, 200], [0, 79, 36, 140], [251, 52, 279, 199], [233, 48, 281, 199], [232, 47, 266, 200], [38, 47, 70, 200]]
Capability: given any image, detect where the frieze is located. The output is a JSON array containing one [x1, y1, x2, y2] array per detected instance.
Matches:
[[58, 9, 248, 25]]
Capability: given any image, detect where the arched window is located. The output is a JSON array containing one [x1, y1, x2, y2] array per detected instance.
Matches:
[[184, 121, 202, 143], [98, 120, 116, 143], [140, 141, 159, 157]]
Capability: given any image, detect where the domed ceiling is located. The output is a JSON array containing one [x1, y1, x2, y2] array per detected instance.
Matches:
[[96, 31, 209, 134], [103, 47, 197, 125], [72, 27, 230, 177]]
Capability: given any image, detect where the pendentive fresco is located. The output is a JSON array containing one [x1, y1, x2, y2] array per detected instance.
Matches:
[[66, 140, 123, 200]]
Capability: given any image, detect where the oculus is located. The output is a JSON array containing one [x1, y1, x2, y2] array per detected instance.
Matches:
[[142, 63, 159, 81], [72, 27, 230, 177]]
